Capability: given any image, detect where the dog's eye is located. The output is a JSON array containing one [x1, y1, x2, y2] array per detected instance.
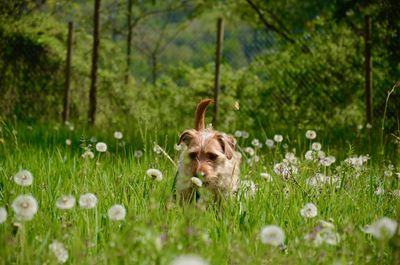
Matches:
[[207, 153, 218, 161], [189, 152, 198, 160]]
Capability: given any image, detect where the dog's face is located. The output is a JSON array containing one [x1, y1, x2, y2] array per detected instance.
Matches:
[[178, 128, 236, 189]]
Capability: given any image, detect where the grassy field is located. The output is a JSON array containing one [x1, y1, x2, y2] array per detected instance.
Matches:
[[0, 122, 399, 265]]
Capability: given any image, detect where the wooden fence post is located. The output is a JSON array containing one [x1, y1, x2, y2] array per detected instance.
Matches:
[[62, 21, 73, 124], [213, 17, 224, 128]]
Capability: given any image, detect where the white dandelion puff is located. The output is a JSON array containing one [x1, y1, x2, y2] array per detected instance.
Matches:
[[234, 130, 242, 138], [153, 144, 163, 154], [82, 150, 94, 159], [273, 134, 283, 143], [65, 139, 72, 146], [56, 195, 75, 210], [107, 204, 126, 221], [114, 131, 123, 140], [363, 217, 398, 240], [170, 254, 209, 265], [95, 142, 107, 152], [79, 193, 98, 209], [241, 131, 250, 139], [311, 142, 322, 151], [260, 172, 273, 182], [191, 177, 203, 188], [300, 203, 318, 218], [49, 240, 68, 263], [374, 186, 384, 195], [174, 144, 183, 151], [305, 130, 317, 140], [265, 139, 274, 149], [12, 195, 38, 221], [13, 170, 33, 186], [244, 146, 255, 156], [146, 168, 163, 182], [134, 150, 144, 158], [260, 225, 285, 246], [0, 207, 7, 224]]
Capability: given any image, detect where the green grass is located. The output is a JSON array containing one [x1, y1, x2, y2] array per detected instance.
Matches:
[[0, 123, 399, 265]]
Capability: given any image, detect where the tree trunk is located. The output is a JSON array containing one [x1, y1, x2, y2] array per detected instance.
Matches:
[[88, 0, 101, 126], [212, 18, 224, 128], [125, 0, 133, 85], [62, 21, 73, 124], [365, 14, 373, 125]]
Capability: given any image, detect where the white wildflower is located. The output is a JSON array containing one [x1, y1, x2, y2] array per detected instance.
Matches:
[[241, 131, 249, 139], [319, 156, 336, 167], [114, 131, 123, 140], [374, 186, 384, 196], [191, 177, 203, 188], [79, 193, 98, 209], [234, 130, 242, 138], [260, 225, 285, 246], [90, 137, 97, 143], [300, 203, 318, 218], [0, 207, 7, 224], [363, 217, 397, 240], [153, 144, 162, 154], [345, 155, 369, 169], [13, 170, 33, 186], [285, 152, 298, 164], [251, 138, 262, 148], [366, 123, 372, 129], [305, 150, 314, 161], [274, 162, 297, 180], [265, 139, 274, 149], [95, 142, 107, 152], [392, 190, 400, 197], [12, 195, 38, 221], [82, 150, 95, 159], [311, 142, 322, 151], [244, 146, 255, 156], [273, 134, 283, 143], [260, 172, 273, 182], [65, 139, 72, 146], [146, 168, 163, 182], [170, 255, 209, 265], [107, 204, 126, 221], [134, 150, 143, 158], [49, 240, 68, 263], [56, 195, 75, 210], [174, 144, 183, 151], [240, 180, 257, 198], [305, 130, 317, 140]]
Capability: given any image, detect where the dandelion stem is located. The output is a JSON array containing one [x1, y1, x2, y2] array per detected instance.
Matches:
[[153, 143, 177, 168]]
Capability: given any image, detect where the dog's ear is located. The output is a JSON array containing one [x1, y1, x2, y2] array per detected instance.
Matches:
[[216, 133, 236, 160], [178, 129, 197, 146]]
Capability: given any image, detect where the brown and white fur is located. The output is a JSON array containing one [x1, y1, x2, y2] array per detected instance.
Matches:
[[176, 99, 241, 201]]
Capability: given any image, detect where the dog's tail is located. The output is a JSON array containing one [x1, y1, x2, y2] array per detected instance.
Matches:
[[194, 99, 213, 130]]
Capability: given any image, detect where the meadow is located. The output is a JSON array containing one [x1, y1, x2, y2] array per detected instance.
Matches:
[[0, 122, 399, 265]]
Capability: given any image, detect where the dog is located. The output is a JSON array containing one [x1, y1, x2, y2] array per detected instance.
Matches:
[[176, 99, 241, 202]]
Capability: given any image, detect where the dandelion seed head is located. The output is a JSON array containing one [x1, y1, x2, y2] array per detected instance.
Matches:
[[191, 177, 203, 188], [49, 240, 68, 263], [260, 172, 273, 182], [12, 195, 38, 221], [146, 168, 163, 182], [134, 150, 144, 158], [300, 203, 318, 218], [244, 147, 255, 156], [265, 139, 274, 149], [363, 217, 397, 240], [305, 150, 314, 161], [107, 204, 126, 221], [79, 193, 98, 209], [170, 254, 209, 265], [0, 207, 7, 224], [65, 139, 72, 146], [241, 131, 249, 139], [14, 170, 33, 186], [114, 131, 123, 140], [95, 142, 107, 152], [374, 186, 384, 195], [311, 142, 322, 151], [153, 144, 162, 154], [305, 130, 317, 140], [260, 225, 285, 246], [82, 150, 95, 159], [273, 134, 283, 143], [56, 195, 75, 210], [234, 130, 242, 138]]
